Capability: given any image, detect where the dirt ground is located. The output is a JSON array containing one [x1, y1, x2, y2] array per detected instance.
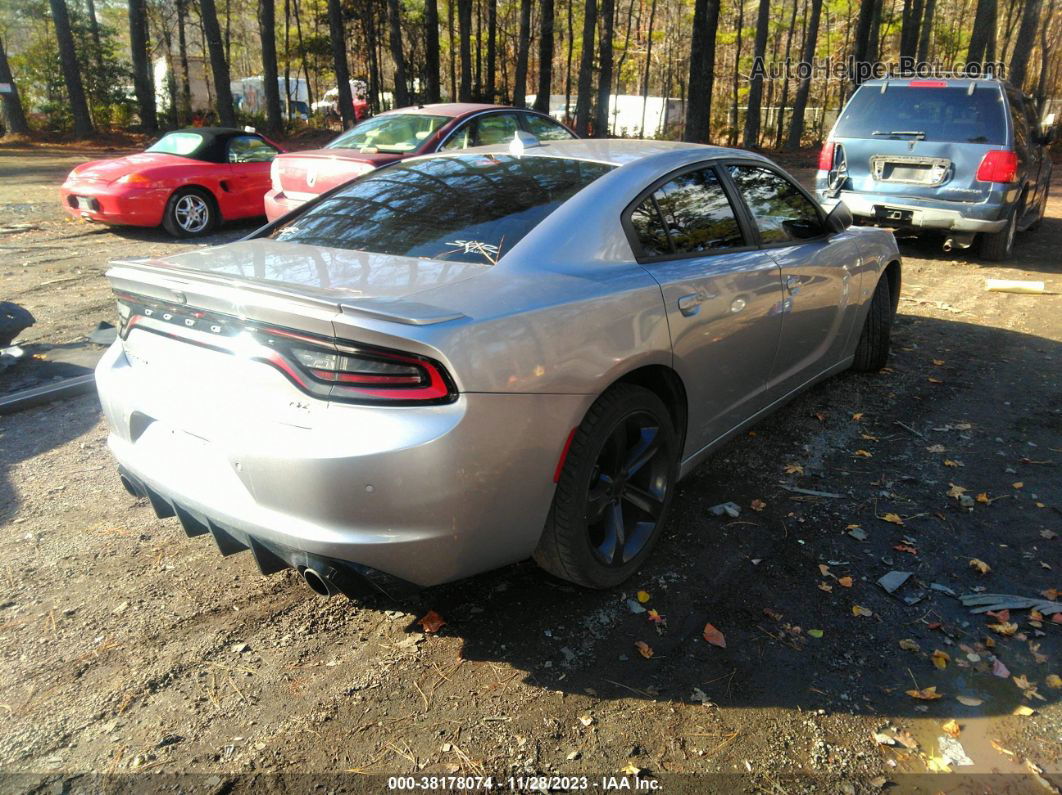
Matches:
[[0, 144, 1059, 792]]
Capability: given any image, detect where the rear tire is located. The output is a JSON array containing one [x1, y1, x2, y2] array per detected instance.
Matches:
[[851, 274, 893, 373], [534, 385, 679, 589], [162, 187, 217, 238], [979, 206, 1017, 261]]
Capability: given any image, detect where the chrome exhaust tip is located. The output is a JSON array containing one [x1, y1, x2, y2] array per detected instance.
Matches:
[[301, 567, 334, 598]]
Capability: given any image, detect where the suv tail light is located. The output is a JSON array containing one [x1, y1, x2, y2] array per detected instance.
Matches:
[[818, 141, 836, 171], [976, 150, 1018, 183]]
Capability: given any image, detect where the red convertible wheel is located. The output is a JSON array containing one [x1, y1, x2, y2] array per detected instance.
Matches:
[[163, 188, 216, 238]]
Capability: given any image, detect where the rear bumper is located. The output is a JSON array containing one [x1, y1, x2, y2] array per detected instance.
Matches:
[[95, 340, 589, 588], [819, 186, 1009, 233], [263, 189, 307, 223], [59, 183, 166, 227]]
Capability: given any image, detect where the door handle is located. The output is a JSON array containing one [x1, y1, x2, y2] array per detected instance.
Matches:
[[677, 293, 703, 316]]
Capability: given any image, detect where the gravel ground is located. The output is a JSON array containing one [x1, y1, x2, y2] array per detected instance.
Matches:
[[0, 144, 1059, 792]]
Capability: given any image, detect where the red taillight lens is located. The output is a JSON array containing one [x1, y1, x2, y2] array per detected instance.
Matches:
[[818, 141, 836, 171], [976, 150, 1018, 183], [908, 80, 948, 87], [289, 344, 452, 402]]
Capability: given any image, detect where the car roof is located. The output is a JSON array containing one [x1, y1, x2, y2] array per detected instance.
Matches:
[[453, 137, 771, 168], [858, 76, 1012, 90], [379, 103, 518, 119]]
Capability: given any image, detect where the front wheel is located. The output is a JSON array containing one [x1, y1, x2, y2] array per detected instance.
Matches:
[[851, 274, 893, 372], [162, 188, 216, 238], [534, 385, 679, 589]]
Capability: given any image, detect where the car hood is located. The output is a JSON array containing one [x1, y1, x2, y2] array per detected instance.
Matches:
[[154, 238, 489, 302], [70, 152, 200, 183]]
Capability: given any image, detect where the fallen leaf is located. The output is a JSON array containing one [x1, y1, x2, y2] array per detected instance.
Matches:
[[620, 762, 641, 776], [636, 590, 650, 603], [894, 543, 918, 555], [854, 449, 873, 458], [1030, 642, 1048, 664], [988, 622, 1018, 636], [895, 731, 919, 750], [932, 650, 951, 670], [634, 640, 653, 659], [992, 659, 1011, 678], [647, 609, 665, 624], [763, 607, 783, 622], [808, 629, 824, 638], [1041, 530, 1057, 540], [1012, 481, 1023, 489], [942, 719, 961, 737], [943, 459, 964, 468], [837, 576, 853, 588], [702, 623, 726, 648], [579, 714, 594, 726], [932, 359, 945, 366], [784, 463, 804, 475], [907, 686, 943, 700], [852, 605, 873, 617], [899, 638, 921, 652], [1030, 609, 1043, 621], [818, 563, 831, 576], [926, 444, 946, 453], [976, 492, 991, 504], [1045, 674, 1061, 689], [818, 581, 834, 593], [969, 558, 991, 575], [750, 499, 766, 512], [928, 375, 944, 384], [1043, 588, 1058, 600], [925, 755, 951, 772], [881, 512, 905, 526], [861, 433, 879, 441], [872, 732, 896, 746], [814, 411, 828, 422], [417, 610, 446, 633], [1012, 705, 1035, 716], [956, 695, 983, 706], [948, 483, 969, 498], [851, 412, 864, 421], [986, 609, 1010, 622]]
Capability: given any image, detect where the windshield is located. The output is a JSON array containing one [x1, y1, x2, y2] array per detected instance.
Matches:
[[147, 132, 204, 157], [834, 86, 1007, 144], [326, 114, 450, 154], [270, 154, 615, 264]]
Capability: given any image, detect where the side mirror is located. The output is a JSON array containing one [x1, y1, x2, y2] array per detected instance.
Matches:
[[825, 201, 853, 234]]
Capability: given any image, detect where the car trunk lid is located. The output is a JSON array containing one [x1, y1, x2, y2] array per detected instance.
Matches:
[[275, 150, 402, 198]]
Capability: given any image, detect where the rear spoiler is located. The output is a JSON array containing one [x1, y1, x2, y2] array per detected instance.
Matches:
[[106, 257, 466, 327]]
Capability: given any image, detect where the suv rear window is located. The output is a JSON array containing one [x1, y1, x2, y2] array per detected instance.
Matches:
[[833, 85, 1007, 144], [270, 154, 614, 264]]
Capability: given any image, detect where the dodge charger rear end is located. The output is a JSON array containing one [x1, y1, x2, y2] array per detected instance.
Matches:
[[97, 140, 900, 598]]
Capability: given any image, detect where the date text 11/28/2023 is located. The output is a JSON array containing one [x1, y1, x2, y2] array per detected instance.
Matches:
[[386, 775, 662, 791]]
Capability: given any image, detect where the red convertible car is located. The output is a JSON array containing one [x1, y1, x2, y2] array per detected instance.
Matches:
[[60, 128, 284, 238], [265, 103, 576, 221]]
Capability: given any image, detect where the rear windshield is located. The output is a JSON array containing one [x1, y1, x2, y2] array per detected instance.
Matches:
[[833, 85, 1007, 144], [269, 154, 614, 264], [147, 132, 205, 157]]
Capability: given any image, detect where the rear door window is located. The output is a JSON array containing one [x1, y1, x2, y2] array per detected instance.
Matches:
[[628, 167, 745, 258], [727, 165, 825, 243], [522, 113, 577, 141], [833, 85, 1007, 144]]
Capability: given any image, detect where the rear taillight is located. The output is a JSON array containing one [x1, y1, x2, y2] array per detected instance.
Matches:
[[976, 150, 1018, 183], [818, 141, 836, 171], [289, 343, 452, 401], [270, 158, 282, 193]]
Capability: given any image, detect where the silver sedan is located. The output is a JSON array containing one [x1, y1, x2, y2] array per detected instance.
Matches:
[[96, 139, 900, 598]]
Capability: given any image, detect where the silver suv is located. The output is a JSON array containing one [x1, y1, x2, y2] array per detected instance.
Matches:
[[816, 76, 1052, 260]]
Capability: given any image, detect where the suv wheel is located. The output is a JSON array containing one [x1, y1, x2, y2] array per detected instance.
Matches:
[[979, 207, 1017, 261], [534, 385, 679, 589]]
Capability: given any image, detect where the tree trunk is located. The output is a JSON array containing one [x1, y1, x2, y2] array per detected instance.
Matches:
[[387, 0, 410, 106], [475, 0, 483, 96], [85, 0, 105, 75], [159, 22, 179, 128], [1009, 0, 1041, 87], [787, 0, 822, 148], [0, 35, 30, 135], [852, 0, 876, 87], [683, 0, 720, 143], [564, 0, 574, 122], [364, 0, 383, 112], [327, 0, 355, 126], [448, 0, 457, 100], [742, 0, 770, 147], [594, 0, 614, 134], [775, 0, 799, 146], [486, 0, 497, 100], [573, 0, 596, 134], [967, 0, 997, 64], [49, 0, 94, 136], [611, 0, 636, 130], [867, 0, 882, 61], [514, 0, 532, 106], [458, 0, 473, 100], [425, 0, 442, 101], [199, 0, 235, 125], [259, 0, 283, 132], [916, 0, 936, 61], [534, 0, 555, 112], [900, 0, 923, 58], [638, 0, 656, 137], [177, 0, 193, 123], [729, 0, 745, 145]]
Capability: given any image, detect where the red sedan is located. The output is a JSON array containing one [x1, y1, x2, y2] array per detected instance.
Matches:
[[265, 103, 576, 222], [60, 128, 285, 238]]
